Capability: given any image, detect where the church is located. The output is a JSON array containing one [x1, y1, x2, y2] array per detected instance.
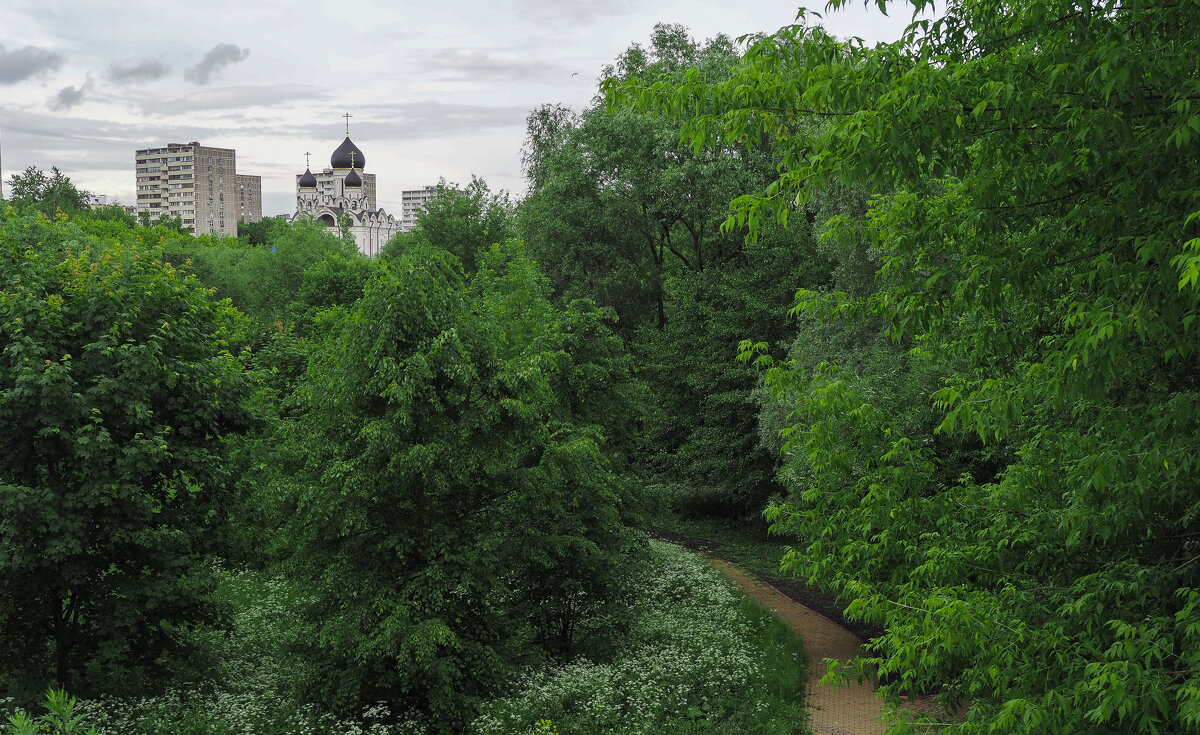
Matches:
[[293, 127, 401, 257]]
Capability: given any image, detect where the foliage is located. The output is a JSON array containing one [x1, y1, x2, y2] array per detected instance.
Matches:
[[237, 217, 287, 247], [469, 239, 645, 655], [633, 221, 831, 517], [471, 540, 807, 735], [162, 218, 362, 328], [0, 569, 432, 735], [283, 241, 636, 729], [521, 25, 833, 515], [519, 25, 750, 336], [0, 211, 252, 696], [80, 206, 137, 230], [472, 239, 643, 465], [611, 0, 1200, 732], [137, 211, 191, 235], [381, 178, 512, 274], [3, 689, 98, 735], [4, 167, 90, 218]]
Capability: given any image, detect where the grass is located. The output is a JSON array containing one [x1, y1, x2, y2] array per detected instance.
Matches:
[[654, 513, 795, 582], [3, 539, 810, 735], [649, 508, 884, 641], [24, 568, 430, 735], [735, 595, 811, 735], [472, 539, 808, 735]]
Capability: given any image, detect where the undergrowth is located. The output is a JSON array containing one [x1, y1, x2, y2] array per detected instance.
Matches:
[[472, 540, 808, 734], [2, 540, 807, 735]]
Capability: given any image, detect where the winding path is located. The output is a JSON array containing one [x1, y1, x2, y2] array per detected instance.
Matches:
[[708, 559, 886, 735]]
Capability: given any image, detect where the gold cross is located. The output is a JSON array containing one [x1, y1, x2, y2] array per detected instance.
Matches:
[[349, 151, 356, 169], [342, 113, 352, 136]]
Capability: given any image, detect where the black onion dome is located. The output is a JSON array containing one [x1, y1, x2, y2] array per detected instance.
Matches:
[[331, 136, 365, 170], [298, 168, 317, 188], [344, 168, 363, 188]]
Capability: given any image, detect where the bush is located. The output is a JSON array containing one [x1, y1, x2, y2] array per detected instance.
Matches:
[[472, 540, 807, 735]]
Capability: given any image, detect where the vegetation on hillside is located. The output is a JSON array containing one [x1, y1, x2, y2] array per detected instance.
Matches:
[[610, 0, 1200, 732], [5, 0, 1198, 732]]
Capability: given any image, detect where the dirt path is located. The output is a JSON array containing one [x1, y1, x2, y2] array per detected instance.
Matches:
[[708, 559, 886, 735]]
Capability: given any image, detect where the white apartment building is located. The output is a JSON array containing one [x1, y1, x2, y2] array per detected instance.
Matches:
[[135, 142, 260, 236], [400, 185, 439, 232]]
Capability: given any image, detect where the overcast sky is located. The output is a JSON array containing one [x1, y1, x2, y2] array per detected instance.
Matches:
[[0, 1, 921, 217]]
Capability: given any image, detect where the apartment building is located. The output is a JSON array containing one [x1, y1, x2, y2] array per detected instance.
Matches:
[[135, 142, 259, 235], [236, 174, 262, 224], [400, 185, 439, 232]]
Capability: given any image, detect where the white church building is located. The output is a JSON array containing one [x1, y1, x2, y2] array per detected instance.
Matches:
[[293, 132, 401, 257]]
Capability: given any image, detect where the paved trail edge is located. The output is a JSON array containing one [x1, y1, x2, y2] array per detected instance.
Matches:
[[707, 559, 886, 735]]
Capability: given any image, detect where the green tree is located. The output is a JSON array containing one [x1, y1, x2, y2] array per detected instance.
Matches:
[[519, 26, 753, 336], [79, 205, 136, 230], [469, 239, 645, 653], [163, 218, 361, 327], [0, 210, 252, 696], [382, 177, 513, 274], [521, 26, 832, 514], [4, 167, 89, 217], [237, 216, 286, 246], [612, 1, 1200, 731], [285, 242, 634, 728]]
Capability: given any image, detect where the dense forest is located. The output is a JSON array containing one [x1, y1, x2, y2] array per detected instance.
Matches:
[[3, 0, 1199, 733]]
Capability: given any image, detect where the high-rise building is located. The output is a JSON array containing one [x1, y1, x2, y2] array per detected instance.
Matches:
[[400, 185, 439, 232], [135, 142, 259, 236], [235, 174, 262, 224]]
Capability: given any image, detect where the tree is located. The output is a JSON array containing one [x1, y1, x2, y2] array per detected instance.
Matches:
[[381, 177, 513, 274], [0, 209, 252, 696], [5, 167, 89, 217], [285, 242, 635, 728], [469, 239, 644, 656], [237, 217, 286, 246], [612, 1, 1200, 731], [521, 26, 832, 514], [163, 218, 361, 327], [519, 26, 751, 336]]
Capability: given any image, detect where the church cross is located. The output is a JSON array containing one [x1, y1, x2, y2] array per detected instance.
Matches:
[[343, 113, 352, 136], [349, 151, 356, 169], [304, 151, 311, 167]]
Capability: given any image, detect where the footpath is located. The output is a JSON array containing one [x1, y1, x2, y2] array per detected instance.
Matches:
[[647, 527, 911, 733], [708, 559, 885, 735]]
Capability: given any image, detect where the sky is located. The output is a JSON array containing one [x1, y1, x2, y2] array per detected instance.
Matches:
[[0, 1, 922, 217]]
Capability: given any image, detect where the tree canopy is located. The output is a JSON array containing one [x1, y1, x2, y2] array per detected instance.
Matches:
[[4, 167, 90, 217], [0, 210, 251, 696], [609, 0, 1200, 731]]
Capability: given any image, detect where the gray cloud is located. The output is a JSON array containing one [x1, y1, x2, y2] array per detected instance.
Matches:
[[108, 58, 171, 85], [0, 106, 256, 153], [184, 43, 250, 85], [137, 84, 328, 115], [516, 0, 636, 23], [0, 44, 64, 85], [49, 82, 87, 110], [429, 50, 567, 82], [294, 101, 528, 141]]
